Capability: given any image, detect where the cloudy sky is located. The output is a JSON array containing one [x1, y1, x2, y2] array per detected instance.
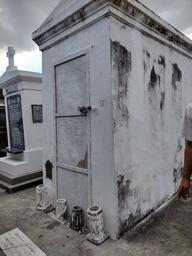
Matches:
[[0, 0, 192, 75]]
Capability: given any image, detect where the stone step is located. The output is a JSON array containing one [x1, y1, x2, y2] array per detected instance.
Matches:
[[0, 170, 42, 185], [0, 177, 42, 193]]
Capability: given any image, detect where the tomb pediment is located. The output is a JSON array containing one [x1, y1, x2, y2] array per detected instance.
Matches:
[[33, 0, 90, 38], [33, 0, 192, 53]]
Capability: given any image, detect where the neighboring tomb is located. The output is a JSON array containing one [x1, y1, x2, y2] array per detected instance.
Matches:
[[33, 0, 192, 239], [0, 47, 43, 192]]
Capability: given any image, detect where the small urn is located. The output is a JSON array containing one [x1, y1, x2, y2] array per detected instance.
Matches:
[[69, 206, 83, 231], [86, 206, 108, 245], [36, 184, 49, 211]]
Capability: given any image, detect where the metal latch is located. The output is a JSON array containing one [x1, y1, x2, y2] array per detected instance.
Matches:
[[77, 106, 96, 115]]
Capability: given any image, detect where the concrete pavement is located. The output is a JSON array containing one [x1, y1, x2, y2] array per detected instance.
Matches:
[[0, 187, 192, 256]]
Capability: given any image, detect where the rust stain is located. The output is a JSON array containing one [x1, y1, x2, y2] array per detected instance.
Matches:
[[77, 149, 87, 169]]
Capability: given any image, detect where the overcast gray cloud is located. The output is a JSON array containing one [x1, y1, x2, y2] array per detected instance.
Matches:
[[140, 0, 192, 34], [0, 0, 60, 52], [0, 0, 191, 53]]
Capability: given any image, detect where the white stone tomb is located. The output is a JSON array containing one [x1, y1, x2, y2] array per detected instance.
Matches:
[[0, 47, 43, 191], [33, 0, 192, 239]]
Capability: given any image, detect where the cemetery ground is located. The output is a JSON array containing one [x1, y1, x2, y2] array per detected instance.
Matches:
[[0, 186, 192, 256]]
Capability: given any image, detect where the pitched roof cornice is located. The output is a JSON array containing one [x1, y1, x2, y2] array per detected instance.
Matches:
[[32, 0, 192, 54]]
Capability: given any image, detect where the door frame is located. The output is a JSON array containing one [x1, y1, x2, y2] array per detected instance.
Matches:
[[52, 48, 92, 207]]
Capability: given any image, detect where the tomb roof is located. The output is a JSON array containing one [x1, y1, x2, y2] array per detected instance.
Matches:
[[0, 70, 42, 89], [33, 0, 192, 53]]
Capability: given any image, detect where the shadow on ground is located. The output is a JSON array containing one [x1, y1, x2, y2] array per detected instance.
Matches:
[[0, 187, 192, 256]]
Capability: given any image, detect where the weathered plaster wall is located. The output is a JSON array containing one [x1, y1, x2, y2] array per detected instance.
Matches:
[[42, 17, 118, 239], [111, 17, 192, 236], [37, 0, 192, 239]]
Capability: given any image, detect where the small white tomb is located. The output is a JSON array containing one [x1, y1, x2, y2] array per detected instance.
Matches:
[[0, 47, 43, 192]]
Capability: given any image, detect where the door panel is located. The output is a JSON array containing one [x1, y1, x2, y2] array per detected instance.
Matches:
[[56, 116, 87, 167], [56, 56, 87, 114], [57, 167, 88, 219], [55, 54, 88, 169], [54, 53, 89, 210]]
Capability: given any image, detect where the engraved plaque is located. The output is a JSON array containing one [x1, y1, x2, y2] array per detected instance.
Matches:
[[0, 228, 46, 256], [0, 107, 8, 156], [32, 105, 43, 123], [7, 94, 25, 151]]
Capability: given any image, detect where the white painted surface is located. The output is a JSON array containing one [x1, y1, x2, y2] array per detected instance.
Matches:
[[33, 0, 192, 239], [0, 69, 43, 176], [110, 16, 192, 234], [41, 17, 117, 239], [0, 228, 46, 256]]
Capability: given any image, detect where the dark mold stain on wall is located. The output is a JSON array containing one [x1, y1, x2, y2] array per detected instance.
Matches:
[[119, 204, 154, 236], [117, 174, 132, 235], [117, 175, 150, 236], [120, 205, 142, 235], [143, 61, 147, 73], [119, 207, 142, 236], [144, 50, 167, 112], [172, 63, 182, 90], [160, 91, 165, 111], [145, 50, 150, 58], [117, 175, 131, 208], [158, 56, 166, 68], [148, 66, 160, 89], [111, 41, 131, 127], [143, 48, 150, 58], [173, 139, 183, 184], [143, 50, 150, 75]]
